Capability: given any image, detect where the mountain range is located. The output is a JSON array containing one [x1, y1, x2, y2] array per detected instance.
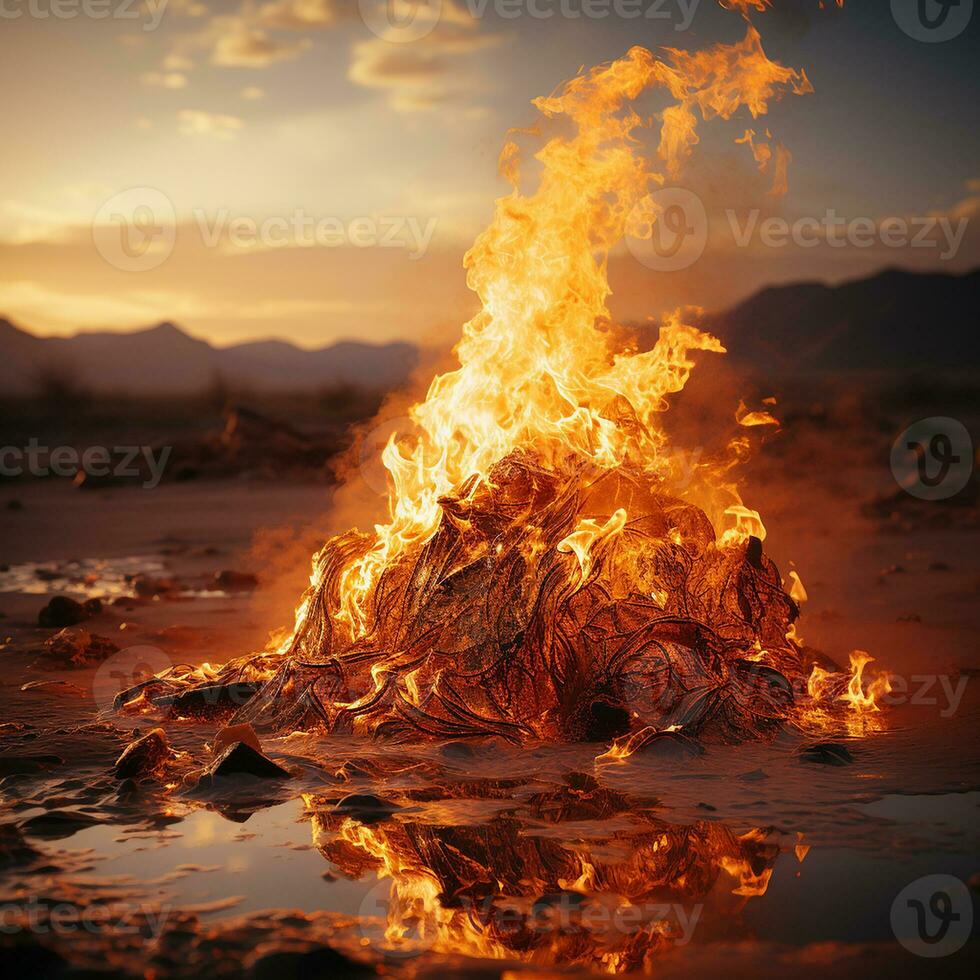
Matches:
[[704, 266, 980, 374], [2, 267, 977, 397], [0, 319, 419, 397]]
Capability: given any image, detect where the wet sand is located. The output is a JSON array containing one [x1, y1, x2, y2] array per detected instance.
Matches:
[[1, 449, 978, 977]]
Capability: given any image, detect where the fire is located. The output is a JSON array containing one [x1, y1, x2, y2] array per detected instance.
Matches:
[[220, 18, 892, 746], [308, 789, 782, 972], [116, 8, 887, 749], [307, 24, 812, 642]]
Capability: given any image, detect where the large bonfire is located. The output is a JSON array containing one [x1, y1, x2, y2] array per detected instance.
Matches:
[[132, 15, 889, 745]]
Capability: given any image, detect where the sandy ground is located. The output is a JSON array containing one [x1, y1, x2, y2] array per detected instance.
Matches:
[[0, 430, 977, 978]]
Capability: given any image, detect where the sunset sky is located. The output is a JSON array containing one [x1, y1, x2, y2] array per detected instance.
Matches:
[[1, 0, 977, 348]]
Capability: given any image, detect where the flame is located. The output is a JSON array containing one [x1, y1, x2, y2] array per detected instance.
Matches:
[[839, 651, 892, 712], [200, 6, 891, 748], [293, 26, 814, 642], [309, 794, 783, 972]]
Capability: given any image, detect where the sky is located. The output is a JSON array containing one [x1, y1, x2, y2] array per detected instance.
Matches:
[[0, 0, 977, 349]]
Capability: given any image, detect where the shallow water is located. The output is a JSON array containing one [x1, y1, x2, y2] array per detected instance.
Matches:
[[2, 680, 977, 976]]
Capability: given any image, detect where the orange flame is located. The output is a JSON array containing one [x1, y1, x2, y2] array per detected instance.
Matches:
[[295, 28, 814, 643]]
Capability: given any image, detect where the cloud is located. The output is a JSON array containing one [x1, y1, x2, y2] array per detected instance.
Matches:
[[163, 53, 195, 71], [241, 86, 266, 100], [257, 0, 356, 30], [177, 109, 244, 139], [349, 9, 501, 112], [141, 71, 189, 90], [211, 22, 313, 67]]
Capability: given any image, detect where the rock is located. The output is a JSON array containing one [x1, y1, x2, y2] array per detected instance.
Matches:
[[156, 681, 261, 718], [37, 595, 101, 628], [0, 754, 63, 777], [247, 945, 372, 979], [19, 809, 102, 839], [203, 741, 290, 780], [42, 627, 118, 667], [584, 699, 631, 740], [0, 823, 41, 868], [332, 793, 399, 824], [440, 740, 476, 760], [113, 728, 172, 779], [737, 768, 768, 782], [212, 570, 259, 592], [634, 729, 705, 759], [0, 939, 68, 975], [798, 741, 853, 766], [129, 574, 179, 598], [212, 723, 262, 755]]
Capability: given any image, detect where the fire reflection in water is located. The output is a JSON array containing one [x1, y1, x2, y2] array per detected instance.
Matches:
[[306, 775, 785, 973]]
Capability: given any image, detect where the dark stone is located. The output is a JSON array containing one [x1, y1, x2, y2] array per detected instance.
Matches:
[[19, 809, 102, 839], [798, 741, 854, 766], [247, 945, 372, 979], [634, 729, 705, 759], [204, 741, 290, 780], [0, 940, 68, 975], [332, 793, 399, 824], [38, 595, 98, 628], [212, 570, 259, 591], [746, 535, 764, 568], [440, 740, 475, 759], [0, 823, 41, 868], [737, 768, 768, 782], [113, 728, 171, 779], [584, 700, 630, 741], [155, 681, 261, 718], [0, 754, 63, 777]]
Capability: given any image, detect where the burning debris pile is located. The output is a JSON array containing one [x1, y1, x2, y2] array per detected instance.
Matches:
[[122, 24, 889, 745]]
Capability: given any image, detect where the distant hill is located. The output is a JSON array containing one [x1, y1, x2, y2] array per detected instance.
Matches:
[[0, 319, 419, 397], [703, 267, 980, 374]]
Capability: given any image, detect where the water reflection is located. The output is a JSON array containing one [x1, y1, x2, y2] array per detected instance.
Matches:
[[306, 772, 784, 972]]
